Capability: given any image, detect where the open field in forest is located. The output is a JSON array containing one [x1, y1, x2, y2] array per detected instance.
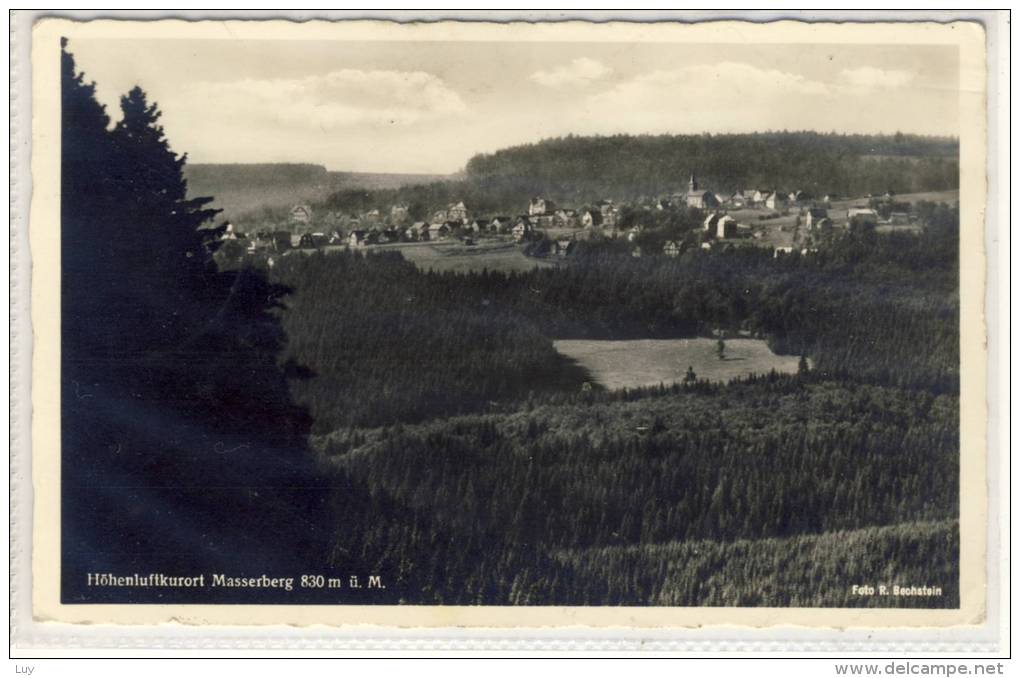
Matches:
[[372, 239, 556, 274], [553, 338, 802, 390], [280, 238, 554, 274]]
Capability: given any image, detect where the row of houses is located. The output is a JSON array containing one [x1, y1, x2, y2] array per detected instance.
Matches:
[[674, 173, 841, 212]]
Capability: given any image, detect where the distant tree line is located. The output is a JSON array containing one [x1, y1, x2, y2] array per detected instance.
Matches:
[[313, 132, 958, 218]]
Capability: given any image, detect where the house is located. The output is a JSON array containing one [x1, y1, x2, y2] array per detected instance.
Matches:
[[554, 208, 579, 226], [687, 190, 720, 209], [467, 219, 488, 232], [684, 173, 720, 209], [663, 240, 684, 257], [847, 207, 879, 223], [406, 221, 430, 240], [581, 209, 604, 228], [532, 213, 556, 229], [431, 209, 449, 224], [888, 212, 911, 225], [511, 217, 534, 242], [364, 209, 382, 222], [428, 222, 451, 241], [804, 207, 829, 229], [446, 201, 469, 223], [773, 246, 795, 257], [728, 192, 748, 208], [703, 213, 721, 232], [489, 216, 513, 233], [655, 198, 673, 211], [390, 204, 410, 221], [299, 232, 328, 249], [328, 231, 345, 245], [597, 200, 619, 226], [750, 189, 772, 207], [218, 222, 246, 240], [716, 215, 738, 239], [764, 191, 789, 210], [290, 205, 312, 223], [529, 197, 556, 216], [348, 230, 368, 247]]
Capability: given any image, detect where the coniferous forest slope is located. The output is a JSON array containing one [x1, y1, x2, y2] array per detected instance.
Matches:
[[464, 132, 959, 200], [259, 210, 961, 607], [270, 214, 959, 431]]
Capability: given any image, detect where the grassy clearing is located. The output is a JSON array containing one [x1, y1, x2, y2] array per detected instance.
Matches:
[[282, 239, 555, 274], [553, 338, 802, 390], [381, 239, 556, 274]]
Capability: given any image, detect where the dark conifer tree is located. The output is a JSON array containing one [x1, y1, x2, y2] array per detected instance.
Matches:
[[60, 42, 326, 602]]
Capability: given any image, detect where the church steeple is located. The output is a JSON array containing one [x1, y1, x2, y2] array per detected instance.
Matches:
[[688, 172, 698, 194]]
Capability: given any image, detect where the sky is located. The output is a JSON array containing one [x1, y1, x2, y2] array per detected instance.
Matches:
[[69, 39, 960, 174]]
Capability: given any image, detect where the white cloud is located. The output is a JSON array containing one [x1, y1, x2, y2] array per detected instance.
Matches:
[[592, 62, 832, 106], [840, 67, 916, 89], [530, 58, 611, 88], [185, 69, 468, 129], [562, 60, 941, 140]]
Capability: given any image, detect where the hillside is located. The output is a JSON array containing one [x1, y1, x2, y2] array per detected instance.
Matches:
[[463, 132, 959, 204], [308, 132, 959, 218], [183, 163, 449, 220], [183, 133, 959, 224]]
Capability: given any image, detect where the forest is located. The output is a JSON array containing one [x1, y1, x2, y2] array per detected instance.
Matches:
[[311, 375, 959, 606], [310, 131, 959, 219], [258, 201, 962, 606], [270, 210, 959, 431], [62, 40, 961, 607]]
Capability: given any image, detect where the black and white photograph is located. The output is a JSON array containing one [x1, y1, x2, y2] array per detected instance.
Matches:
[[19, 15, 995, 632]]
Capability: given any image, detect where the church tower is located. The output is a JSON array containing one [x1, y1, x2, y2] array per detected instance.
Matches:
[[688, 172, 698, 194]]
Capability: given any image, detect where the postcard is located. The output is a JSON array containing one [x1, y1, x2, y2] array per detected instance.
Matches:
[[23, 15, 990, 631]]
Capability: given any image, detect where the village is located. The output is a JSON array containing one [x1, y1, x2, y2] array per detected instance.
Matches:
[[222, 171, 930, 267]]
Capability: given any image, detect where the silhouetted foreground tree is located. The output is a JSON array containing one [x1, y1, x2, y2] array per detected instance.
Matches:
[[60, 41, 327, 602]]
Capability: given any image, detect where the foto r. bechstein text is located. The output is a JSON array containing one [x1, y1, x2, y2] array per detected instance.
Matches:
[[851, 584, 944, 597]]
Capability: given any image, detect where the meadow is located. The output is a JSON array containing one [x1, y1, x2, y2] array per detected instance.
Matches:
[[553, 338, 803, 390], [377, 239, 556, 274]]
